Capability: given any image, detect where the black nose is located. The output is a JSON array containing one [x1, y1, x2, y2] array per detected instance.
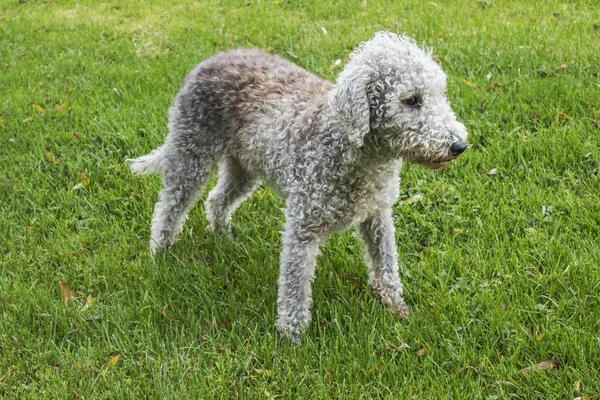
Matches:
[[450, 140, 468, 156]]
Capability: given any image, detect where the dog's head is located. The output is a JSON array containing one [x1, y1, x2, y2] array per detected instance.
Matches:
[[329, 32, 468, 168]]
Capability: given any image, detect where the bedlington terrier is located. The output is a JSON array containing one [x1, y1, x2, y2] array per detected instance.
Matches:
[[129, 32, 468, 341]]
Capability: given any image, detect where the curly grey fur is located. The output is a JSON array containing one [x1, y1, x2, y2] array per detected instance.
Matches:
[[129, 32, 468, 341]]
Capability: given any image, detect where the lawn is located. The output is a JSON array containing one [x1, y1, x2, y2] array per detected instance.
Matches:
[[1, 0, 600, 398]]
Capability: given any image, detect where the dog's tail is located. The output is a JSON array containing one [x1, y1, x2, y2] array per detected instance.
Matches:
[[127, 145, 165, 175]]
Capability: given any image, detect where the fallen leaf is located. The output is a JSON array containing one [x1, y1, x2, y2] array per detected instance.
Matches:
[[385, 342, 410, 352], [414, 348, 426, 357], [555, 64, 567, 71], [43, 151, 62, 165], [162, 305, 180, 322], [81, 294, 93, 311], [558, 112, 569, 123], [521, 358, 560, 375], [215, 343, 226, 354], [488, 168, 497, 175], [55, 102, 68, 111], [80, 172, 90, 188], [27, 216, 36, 231], [58, 281, 76, 306], [490, 380, 518, 389], [73, 132, 82, 144], [458, 365, 480, 374], [32, 103, 45, 114], [350, 280, 364, 292], [106, 355, 120, 367]]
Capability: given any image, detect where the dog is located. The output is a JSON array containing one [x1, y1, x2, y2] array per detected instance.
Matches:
[[129, 32, 468, 341]]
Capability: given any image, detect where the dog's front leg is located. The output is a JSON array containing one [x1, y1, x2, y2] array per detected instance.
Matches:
[[276, 220, 320, 342], [358, 208, 409, 318]]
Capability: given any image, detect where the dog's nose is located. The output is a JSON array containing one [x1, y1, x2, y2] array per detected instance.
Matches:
[[450, 140, 467, 156]]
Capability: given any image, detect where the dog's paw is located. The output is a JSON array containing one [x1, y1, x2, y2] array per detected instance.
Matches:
[[395, 303, 410, 320]]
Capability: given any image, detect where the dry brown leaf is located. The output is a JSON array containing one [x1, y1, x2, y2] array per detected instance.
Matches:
[[58, 281, 76, 306], [162, 305, 179, 322], [350, 280, 364, 292], [574, 379, 581, 396], [215, 343, 226, 354], [81, 294, 93, 311], [458, 365, 480, 374], [490, 380, 518, 389], [106, 355, 120, 367], [521, 358, 560, 375], [80, 172, 90, 188]]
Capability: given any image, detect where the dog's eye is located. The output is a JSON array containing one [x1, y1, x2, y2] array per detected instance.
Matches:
[[403, 95, 421, 107]]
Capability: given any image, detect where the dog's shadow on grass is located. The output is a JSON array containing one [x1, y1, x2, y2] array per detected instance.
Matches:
[[144, 197, 286, 337]]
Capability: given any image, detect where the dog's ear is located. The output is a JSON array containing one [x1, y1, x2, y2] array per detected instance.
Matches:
[[329, 64, 378, 148]]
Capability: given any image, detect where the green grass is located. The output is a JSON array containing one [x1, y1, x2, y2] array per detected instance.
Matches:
[[1, 0, 600, 397]]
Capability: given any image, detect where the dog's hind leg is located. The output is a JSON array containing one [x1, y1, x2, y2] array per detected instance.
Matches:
[[149, 149, 215, 253], [358, 208, 409, 318], [205, 157, 259, 235]]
